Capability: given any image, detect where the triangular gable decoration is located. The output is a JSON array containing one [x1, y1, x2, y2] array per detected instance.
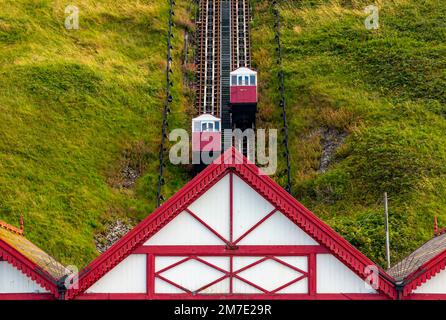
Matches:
[[69, 148, 396, 300]]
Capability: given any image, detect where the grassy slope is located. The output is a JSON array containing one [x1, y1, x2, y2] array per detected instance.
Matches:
[[1, 0, 444, 269], [0, 0, 192, 267], [251, 0, 446, 266]]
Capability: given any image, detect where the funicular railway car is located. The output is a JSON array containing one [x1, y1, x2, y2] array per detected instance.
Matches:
[[230, 67, 258, 159], [192, 114, 222, 167], [230, 67, 258, 106], [230, 67, 257, 130]]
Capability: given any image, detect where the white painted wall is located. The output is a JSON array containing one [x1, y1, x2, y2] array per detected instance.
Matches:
[[144, 173, 319, 247], [188, 175, 230, 240], [232, 174, 274, 240], [155, 256, 229, 294], [234, 257, 308, 293], [0, 261, 48, 294], [238, 211, 318, 246], [155, 256, 308, 294], [86, 255, 146, 294], [145, 211, 225, 246], [316, 254, 376, 294], [414, 268, 446, 294]]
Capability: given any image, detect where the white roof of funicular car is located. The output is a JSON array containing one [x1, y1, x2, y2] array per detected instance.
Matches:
[[230, 67, 257, 76], [192, 113, 221, 122]]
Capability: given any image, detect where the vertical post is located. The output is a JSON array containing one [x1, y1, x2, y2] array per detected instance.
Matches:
[[147, 254, 155, 299], [384, 192, 391, 269], [308, 253, 316, 296], [184, 31, 189, 66], [434, 215, 439, 236], [229, 172, 233, 244], [20, 215, 24, 234]]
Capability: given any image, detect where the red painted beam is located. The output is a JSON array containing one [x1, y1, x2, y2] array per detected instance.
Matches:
[[134, 245, 330, 255], [76, 293, 389, 300]]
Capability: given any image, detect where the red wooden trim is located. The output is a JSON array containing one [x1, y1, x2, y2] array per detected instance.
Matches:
[[193, 256, 229, 275], [76, 293, 149, 300], [0, 240, 60, 298], [154, 255, 229, 278], [195, 275, 229, 294], [146, 254, 149, 296], [75, 292, 389, 300], [0, 293, 56, 300], [403, 293, 446, 300], [402, 249, 446, 296], [156, 257, 191, 274], [77, 167, 228, 276], [232, 274, 269, 293], [147, 254, 154, 298], [230, 256, 309, 294], [229, 167, 397, 299], [229, 256, 233, 294], [68, 148, 397, 300], [151, 254, 313, 296], [232, 257, 268, 274], [151, 254, 312, 296], [156, 274, 190, 293], [270, 256, 308, 276], [308, 253, 316, 296], [0, 221, 23, 235], [316, 294, 389, 300], [229, 172, 233, 243], [151, 293, 389, 300], [270, 274, 307, 294], [233, 209, 277, 244], [163, 292, 387, 300], [134, 245, 330, 255]]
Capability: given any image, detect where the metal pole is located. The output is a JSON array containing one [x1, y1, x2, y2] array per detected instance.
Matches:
[[384, 192, 391, 269]]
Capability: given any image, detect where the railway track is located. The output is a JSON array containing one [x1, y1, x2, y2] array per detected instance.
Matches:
[[157, 0, 291, 205], [195, 0, 252, 121]]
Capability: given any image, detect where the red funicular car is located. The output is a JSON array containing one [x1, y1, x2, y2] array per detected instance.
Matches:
[[230, 67, 258, 105], [192, 113, 221, 154]]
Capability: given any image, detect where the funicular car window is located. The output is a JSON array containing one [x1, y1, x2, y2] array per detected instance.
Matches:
[[201, 121, 215, 132], [250, 75, 256, 85]]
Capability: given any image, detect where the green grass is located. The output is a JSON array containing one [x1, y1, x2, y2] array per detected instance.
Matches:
[[251, 0, 446, 266], [0, 0, 193, 267], [1, 0, 444, 270]]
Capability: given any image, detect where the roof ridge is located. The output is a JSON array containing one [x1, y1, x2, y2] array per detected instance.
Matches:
[[0, 220, 24, 236]]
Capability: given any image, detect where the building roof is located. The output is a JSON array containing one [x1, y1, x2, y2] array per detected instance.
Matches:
[[388, 233, 446, 282], [67, 147, 396, 299], [192, 113, 221, 122], [0, 219, 68, 297], [388, 231, 446, 295], [230, 67, 257, 75]]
